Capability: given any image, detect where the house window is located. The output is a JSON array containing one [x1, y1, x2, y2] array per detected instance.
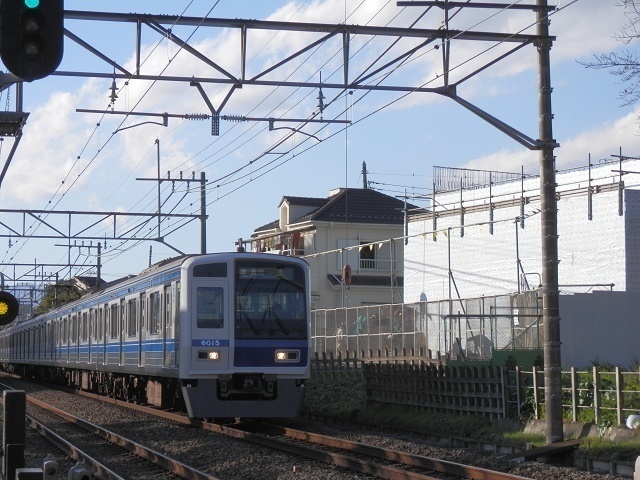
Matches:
[[360, 243, 375, 269]]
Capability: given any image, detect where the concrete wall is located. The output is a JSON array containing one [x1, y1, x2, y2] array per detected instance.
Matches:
[[560, 291, 640, 368]]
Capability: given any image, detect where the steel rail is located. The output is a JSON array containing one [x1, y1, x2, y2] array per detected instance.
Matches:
[[24, 394, 219, 480], [49, 384, 534, 480], [268, 424, 535, 480]]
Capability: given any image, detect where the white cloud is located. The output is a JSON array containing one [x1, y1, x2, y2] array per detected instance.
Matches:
[[461, 105, 640, 173], [0, 89, 99, 203]]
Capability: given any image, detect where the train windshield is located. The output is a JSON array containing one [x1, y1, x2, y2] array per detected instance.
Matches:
[[235, 259, 307, 339]]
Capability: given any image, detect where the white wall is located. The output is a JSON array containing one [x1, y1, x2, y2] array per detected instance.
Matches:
[[308, 222, 406, 309], [405, 160, 640, 303]]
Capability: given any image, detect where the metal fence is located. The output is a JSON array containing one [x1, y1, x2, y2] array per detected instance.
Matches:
[[508, 366, 640, 426], [311, 291, 541, 361]]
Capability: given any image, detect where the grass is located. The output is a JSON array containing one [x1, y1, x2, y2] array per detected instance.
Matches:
[[303, 373, 640, 462]]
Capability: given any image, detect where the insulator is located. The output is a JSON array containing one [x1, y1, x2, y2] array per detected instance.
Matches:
[[221, 114, 246, 123], [184, 113, 209, 121]]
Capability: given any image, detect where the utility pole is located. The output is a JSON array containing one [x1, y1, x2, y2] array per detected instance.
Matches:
[[200, 171, 207, 254], [536, 0, 563, 444], [137, 170, 208, 255], [54, 241, 103, 287], [362, 161, 368, 189]]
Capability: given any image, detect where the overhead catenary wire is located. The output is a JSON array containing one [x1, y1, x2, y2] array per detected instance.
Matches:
[[4, 0, 581, 279]]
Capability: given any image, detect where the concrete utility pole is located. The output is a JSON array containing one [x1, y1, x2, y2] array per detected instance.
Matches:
[[536, 0, 563, 444], [362, 161, 368, 189]]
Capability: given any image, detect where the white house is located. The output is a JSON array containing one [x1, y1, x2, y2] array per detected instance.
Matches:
[[250, 187, 415, 310]]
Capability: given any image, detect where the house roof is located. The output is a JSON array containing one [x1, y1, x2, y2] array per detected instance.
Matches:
[[307, 188, 414, 225], [253, 188, 417, 237], [279, 195, 326, 208], [254, 218, 279, 234], [71, 276, 105, 291]]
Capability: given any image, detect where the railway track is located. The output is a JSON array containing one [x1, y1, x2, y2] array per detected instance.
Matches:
[[227, 422, 535, 480], [38, 383, 535, 480], [4, 377, 610, 480], [1, 382, 219, 480]]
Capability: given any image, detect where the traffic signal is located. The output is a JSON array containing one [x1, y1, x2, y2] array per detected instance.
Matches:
[[0, 290, 19, 325], [0, 0, 64, 81]]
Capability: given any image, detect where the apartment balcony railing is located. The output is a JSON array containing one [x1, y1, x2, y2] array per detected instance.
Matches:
[[359, 258, 397, 271]]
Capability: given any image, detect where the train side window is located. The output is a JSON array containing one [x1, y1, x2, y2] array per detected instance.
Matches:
[[97, 308, 103, 340], [149, 292, 160, 335], [82, 312, 88, 342], [196, 286, 224, 329], [71, 315, 78, 343], [140, 293, 146, 333], [127, 298, 138, 337], [110, 304, 119, 339], [89, 310, 94, 340]]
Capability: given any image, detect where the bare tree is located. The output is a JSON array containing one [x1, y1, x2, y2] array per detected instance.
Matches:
[[583, 0, 640, 107]]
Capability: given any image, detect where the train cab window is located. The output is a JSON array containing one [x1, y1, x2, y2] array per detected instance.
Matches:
[[196, 286, 223, 329], [149, 292, 161, 335]]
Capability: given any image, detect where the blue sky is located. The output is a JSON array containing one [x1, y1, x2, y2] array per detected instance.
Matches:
[[0, 0, 638, 284]]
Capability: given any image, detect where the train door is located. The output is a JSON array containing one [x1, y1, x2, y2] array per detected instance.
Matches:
[[81, 311, 88, 364], [119, 299, 126, 366], [98, 306, 105, 366], [35, 327, 40, 360], [146, 289, 162, 368], [189, 278, 229, 373], [108, 302, 119, 365], [163, 283, 176, 368], [88, 309, 95, 364], [71, 314, 78, 364], [93, 308, 99, 366], [64, 316, 70, 363], [139, 293, 146, 367]]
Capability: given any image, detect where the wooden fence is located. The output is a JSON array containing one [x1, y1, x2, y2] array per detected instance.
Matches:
[[311, 353, 640, 426]]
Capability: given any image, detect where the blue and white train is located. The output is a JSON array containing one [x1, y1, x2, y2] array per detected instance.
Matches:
[[0, 252, 311, 418]]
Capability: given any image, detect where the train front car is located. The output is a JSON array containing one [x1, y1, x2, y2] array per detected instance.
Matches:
[[179, 253, 311, 418]]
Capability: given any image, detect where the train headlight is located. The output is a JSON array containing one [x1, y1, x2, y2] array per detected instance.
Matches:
[[198, 350, 220, 360], [275, 349, 300, 362]]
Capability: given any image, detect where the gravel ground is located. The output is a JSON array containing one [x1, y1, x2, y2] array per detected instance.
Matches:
[[2, 377, 634, 480], [3, 378, 375, 480]]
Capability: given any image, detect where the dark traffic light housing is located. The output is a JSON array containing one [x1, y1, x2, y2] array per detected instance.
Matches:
[[0, 290, 19, 325], [0, 0, 64, 81]]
